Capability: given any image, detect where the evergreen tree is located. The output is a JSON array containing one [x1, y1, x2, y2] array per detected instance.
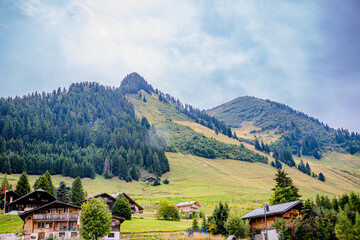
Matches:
[[80, 197, 111, 240], [318, 172, 325, 182], [270, 169, 301, 204], [111, 195, 132, 220], [335, 210, 354, 239], [33, 171, 55, 196], [129, 165, 140, 181], [0, 174, 12, 195], [152, 177, 161, 186], [202, 215, 206, 229], [192, 218, 198, 230], [211, 202, 230, 235], [118, 156, 128, 180], [3, 156, 11, 174], [70, 177, 85, 206], [55, 181, 70, 202], [254, 138, 261, 151], [15, 172, 30, 196]]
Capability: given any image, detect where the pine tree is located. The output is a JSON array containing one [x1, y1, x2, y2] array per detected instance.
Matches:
[[0, 174, 12, 195], [55, 181, 69, 202], [15, 172, 30, 196], [318, 172, 325, 182], [254, 138, 261, 151], [212, 202, 229, 235], [192, 218, 199, 230], [70, 177, 85, 206], [111, 195, 132, 220], [270, 169, 301, 204], [3, 156, 11, 174], [33, 171, 55, 196], [118, 156, 128, 180]]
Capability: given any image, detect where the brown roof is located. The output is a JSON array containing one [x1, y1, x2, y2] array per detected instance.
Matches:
[[7, 189, 55, 206]]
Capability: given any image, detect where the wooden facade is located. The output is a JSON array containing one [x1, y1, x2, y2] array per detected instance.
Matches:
[[19, 201, 81, 240], [176, 201, 201, 213], [1, 190, 20, 212], [242, 201, 303, 231], [6, 189, 55, 213]]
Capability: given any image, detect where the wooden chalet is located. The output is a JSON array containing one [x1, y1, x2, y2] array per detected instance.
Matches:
[[176, 201, 201, 213], [241, 200, 303, 231], [84, 192, 143, 214], [143, 177, 155, 183], [1, 190, 20, 212], [19, 200, 125, 240], [19, 200, 81, 240], [6, 189, 55, 214]]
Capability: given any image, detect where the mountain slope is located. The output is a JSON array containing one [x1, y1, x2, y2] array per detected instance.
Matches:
[[207, 96, 360, 157]]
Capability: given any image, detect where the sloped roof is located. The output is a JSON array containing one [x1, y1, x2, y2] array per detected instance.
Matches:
[[7, 189, 55, 206], [111, 192, 143, 211], [18, 200, 81, 220], [241, 200, 303, 219], [176, 201, 199, 207]]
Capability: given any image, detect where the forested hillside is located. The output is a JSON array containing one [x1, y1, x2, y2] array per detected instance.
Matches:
[[0, 75, 169, 180], [207, 96, 360, 158]]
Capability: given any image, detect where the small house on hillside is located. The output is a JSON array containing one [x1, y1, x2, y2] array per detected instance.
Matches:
[[143, 177, 155, 183], [83, 192, 143, 214], [5, 189, 55, 214], [176, 201, 201, 213], [241, 200, 303, 239]]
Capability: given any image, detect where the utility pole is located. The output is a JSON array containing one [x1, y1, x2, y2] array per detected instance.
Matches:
[[264, 204, 268, 240]]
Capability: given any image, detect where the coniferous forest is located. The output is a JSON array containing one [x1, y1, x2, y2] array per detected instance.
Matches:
[[0, 74, 169, 180]]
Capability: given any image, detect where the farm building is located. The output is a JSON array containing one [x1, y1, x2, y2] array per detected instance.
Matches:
[[176, 201, 201, 213], [143, 177, 155, 183], [83, 192, 143, 214], [1, 190, 20, 212], [5, 189, 55, 214], [241, 200, 303, 239]]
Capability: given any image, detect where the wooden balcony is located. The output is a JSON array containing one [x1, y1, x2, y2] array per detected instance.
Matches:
[[33, 214, 79, 221]]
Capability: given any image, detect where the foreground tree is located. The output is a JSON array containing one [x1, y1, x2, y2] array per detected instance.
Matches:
[[112, 195, 132, 220], [270, 169, 301, 204], [70, 177, 85, 206], [225, 215, 250, 239], [15, 172, 30, 196], [155, 200, 179, 221], [80, 197, 111, 240], [55, 181, 70, 202], [211, 202, 230, 235]]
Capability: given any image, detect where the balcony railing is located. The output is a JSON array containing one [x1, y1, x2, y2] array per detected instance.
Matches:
[[33, 214, 79, 221]]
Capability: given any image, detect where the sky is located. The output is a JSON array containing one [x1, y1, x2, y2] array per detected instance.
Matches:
[[1, 0, 360, 132]]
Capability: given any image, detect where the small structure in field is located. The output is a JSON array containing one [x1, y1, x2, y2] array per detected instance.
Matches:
[[143, 177, 155, 183], [176, 201, 201, 213]]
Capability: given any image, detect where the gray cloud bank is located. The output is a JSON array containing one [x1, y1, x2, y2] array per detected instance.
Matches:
[[0, 0, 359, 132]]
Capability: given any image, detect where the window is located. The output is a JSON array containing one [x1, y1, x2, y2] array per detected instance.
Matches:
[[59, 210, 63, 214], [59, 232, 65, 238], [28, 217, 31, 220], [38, 223, 44, 229], [51, 210, 55, 214], [71, 232, 77, 238], [108, 233, 115, 238], [46, 223, 52, 229]]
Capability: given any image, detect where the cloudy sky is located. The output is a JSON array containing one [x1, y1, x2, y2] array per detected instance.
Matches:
[[1, 0, 360, 132]]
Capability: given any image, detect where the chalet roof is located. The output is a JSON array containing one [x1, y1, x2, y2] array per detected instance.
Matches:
[[176, 201, 199, 207], [18, 200, 81, 220], [5, 190, 20, 197], [241, 200, 303, 219], [112, 215, 126, 223], [7, 189, 55, 206], [111, 192, 144, 211]]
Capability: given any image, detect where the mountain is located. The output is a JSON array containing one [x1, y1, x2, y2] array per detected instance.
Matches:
[[207, 96, 360, 158], [0, 78, 169, 180]]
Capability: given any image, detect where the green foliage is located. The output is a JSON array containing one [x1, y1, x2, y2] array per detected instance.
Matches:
[[163, 178, 169, 184], [318, 172, 326, 182], [224, 215, 250, 239], [270, 169, 301, 205], [0, 174, 12, 194], [201, 215, 206, 229], [0, 79, 169, 179], [112, 195, 132, 220], [211, 202, 229, 235], [80, 197, 111, 240], [335, 210, 354, 239], [192, 218, 198, 230], [152, 177, 161, 186], [155, 200, 180, 221], [15, 172, 30, 196], [70, 177, 85, 206], [55, 181, 69, 203], [33, 171, 55, 196]]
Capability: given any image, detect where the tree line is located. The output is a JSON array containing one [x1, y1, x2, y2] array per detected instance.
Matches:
[[0, 80, 169, 179]]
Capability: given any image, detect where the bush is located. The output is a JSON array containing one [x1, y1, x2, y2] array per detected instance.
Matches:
[[225, 215, 250, 238], [163, 178, 169, 184], [155, 200, 180, 221], [153, 177, 161, 186]]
